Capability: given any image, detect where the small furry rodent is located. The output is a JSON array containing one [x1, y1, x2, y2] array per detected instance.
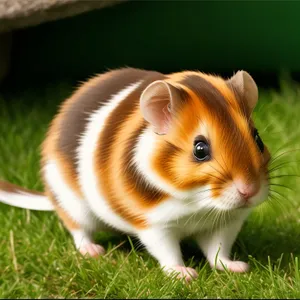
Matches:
[[0, 68, 270, 282]]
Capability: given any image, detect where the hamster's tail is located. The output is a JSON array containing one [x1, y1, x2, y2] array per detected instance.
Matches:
[[0, 180, 54, 211]]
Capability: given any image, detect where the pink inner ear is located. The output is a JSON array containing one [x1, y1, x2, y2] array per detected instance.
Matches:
[[147, 99, 171, 135], [140, 80, 178, 135], [161, 103, 172, 133]]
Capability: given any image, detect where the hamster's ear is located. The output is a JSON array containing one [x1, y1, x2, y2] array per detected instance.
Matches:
[[227, 70, 258, 115], [140, 80, 184, 135]]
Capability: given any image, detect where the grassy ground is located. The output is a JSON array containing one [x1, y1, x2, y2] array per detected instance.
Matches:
[[1, 78, 300, 299]]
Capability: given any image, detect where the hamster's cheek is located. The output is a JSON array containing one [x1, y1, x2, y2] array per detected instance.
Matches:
[[192, 184, 216, 209], [196, 178, 270, 211], [191, 184, 233, 211], [210, 185, 243, 211]]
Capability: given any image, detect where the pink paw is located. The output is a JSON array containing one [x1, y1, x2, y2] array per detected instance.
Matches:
[[79, 243, 106, 258], [212, 260, 249, 273], [166, 265, 198, 283], [227, 261, 249, 273]]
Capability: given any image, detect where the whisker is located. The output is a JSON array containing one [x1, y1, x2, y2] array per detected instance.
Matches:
[[210, 210, 218, 235], [187, 187, 223, 206], [208, 163, 227, 180], [198, 171, 226, 184], [218, 210, 224, 232], [216, 209, 227, 234], [193, 207, 215, 232], [186, 193, 217, 207], [220, 152, 231, 178], [183, 211, 198, 227], [268, 192, 291, 215], [269, 189, 287, 200], [269, 135, 300, 158], [213, 156, 229, 179], [270, 148, 300, 164], [225, 209, 231, 229], [221, 210, 228, 232], [194, 187, 221, 195], [268, 193, 283, 207], [202, 208, 217, 233], [267, 193, 290, 215], [268, 183, 294, 192], [268, 160, 300, 173], [268, 174, 300, 180]]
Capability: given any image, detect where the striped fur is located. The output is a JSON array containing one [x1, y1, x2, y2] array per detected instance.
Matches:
[[1, 68, 271, 279]]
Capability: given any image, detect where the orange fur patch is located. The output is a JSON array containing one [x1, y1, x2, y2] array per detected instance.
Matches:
[[152, 72, 269, 198]]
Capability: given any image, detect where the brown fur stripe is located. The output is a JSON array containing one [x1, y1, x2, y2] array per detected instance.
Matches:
[[180, 75, 230, 114], [42, 68, 160, 200], [155, 141, 183, 181], [95, 71, 165, 228], [57, 68, 156, 171], [0, 180, 43, 196], [122, 125, 167, 205]]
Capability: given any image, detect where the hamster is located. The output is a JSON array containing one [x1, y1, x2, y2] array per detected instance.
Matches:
[[0, 68, 271, 282]]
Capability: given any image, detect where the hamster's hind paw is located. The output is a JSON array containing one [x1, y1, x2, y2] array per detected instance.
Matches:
[[79, 243, 106, 258], [212, 260, 249, 273], [227, 261, 249, 273], [165, 265, 198, 283]]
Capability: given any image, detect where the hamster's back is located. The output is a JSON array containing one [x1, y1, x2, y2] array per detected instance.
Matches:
[[41, 68, 165, 230]]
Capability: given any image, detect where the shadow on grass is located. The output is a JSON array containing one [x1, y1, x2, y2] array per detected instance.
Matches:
[[93, 220, 300, 271]]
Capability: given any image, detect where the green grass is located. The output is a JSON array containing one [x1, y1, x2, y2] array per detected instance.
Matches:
[[1, 78, 300, 299]]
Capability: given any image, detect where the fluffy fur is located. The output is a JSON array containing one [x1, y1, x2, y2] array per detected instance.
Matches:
[[0, 68, 270, 282]]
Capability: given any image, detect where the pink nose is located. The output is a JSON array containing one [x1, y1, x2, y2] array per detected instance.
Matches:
[[235, 181, 259, 201]]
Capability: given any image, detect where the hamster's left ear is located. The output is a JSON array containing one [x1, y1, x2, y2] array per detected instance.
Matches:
[[227, 70, 258, 115], [140, 80, 185, 135]]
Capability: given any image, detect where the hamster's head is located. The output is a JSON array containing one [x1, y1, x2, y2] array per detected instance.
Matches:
[[140, 70, 270, 211]]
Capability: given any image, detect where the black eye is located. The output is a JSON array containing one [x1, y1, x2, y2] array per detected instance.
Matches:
[[193, 141, 210, 161], [253, 129, 264, 153]]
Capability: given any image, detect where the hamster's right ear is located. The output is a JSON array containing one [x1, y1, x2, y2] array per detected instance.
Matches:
[[227, 70, 258, 115], [140, 80, 184, 135]]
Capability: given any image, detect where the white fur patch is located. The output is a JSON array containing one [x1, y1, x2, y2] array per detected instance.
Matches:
[[145, 187, 211, 226], [71, 229, 93, 248], [0, 190, 53, 211], [138, 227, 185, 267], [133, 127, 190, 199], [44, 160, 95, 230], [77, 81, 142, 234], [196, 209, 251, 269]]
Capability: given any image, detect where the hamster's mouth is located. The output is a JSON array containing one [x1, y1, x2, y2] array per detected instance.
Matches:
[[222, 182, 269, 211]]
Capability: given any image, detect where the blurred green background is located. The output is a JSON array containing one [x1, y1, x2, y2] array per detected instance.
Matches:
[[4, 1, 300, 88]]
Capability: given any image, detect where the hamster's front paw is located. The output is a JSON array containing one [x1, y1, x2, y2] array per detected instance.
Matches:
[[165, 265, 198, 282], [79, 243, 106, 258], [212, 260, 249, 273], [226, 261, 249, 273]]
